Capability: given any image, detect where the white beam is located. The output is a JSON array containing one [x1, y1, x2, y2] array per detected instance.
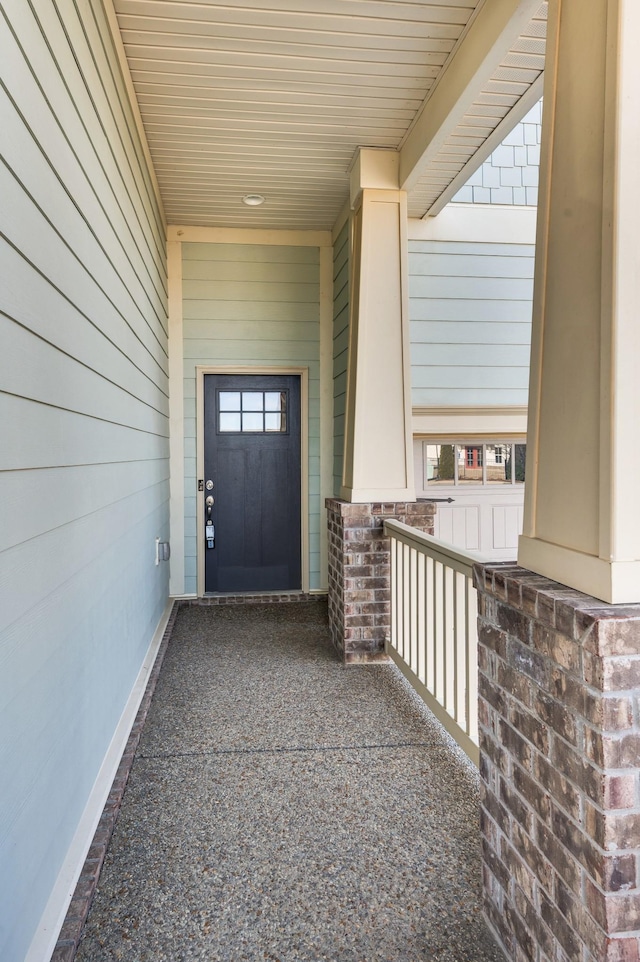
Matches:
[[399, 0, 543, 192]]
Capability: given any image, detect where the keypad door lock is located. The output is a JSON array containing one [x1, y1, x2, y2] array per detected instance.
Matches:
[[205, 521, 215, 549], [205, 494, 215, 548]]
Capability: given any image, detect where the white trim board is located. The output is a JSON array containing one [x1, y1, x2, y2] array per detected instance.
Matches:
[[168, 226, 332, 247], [408, 205, 537, 245], [167, 239, 185, 596], [318, 247, 334, 592], [413, 406, 528, 437], [24, 600, 174, 962]]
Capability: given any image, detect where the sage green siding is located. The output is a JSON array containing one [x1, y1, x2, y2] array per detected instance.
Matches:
[[409, 240, 534, 407], [0, 0, 169, 959], [182, 243, 321, 591], [332, 221, 349, 495]]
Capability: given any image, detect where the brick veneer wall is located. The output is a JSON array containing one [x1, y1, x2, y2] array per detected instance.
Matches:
[[475, 562, 640, 962], [325, 498, 435, 663]]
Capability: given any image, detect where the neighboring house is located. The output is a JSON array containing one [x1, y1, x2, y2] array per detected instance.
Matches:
[[408, 102, 541, 558]]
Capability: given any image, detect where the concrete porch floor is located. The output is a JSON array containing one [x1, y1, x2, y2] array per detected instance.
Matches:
[[71, 598, 504, 962]]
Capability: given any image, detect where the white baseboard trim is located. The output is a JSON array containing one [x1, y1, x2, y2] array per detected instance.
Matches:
[[26, 599, 174, 962]]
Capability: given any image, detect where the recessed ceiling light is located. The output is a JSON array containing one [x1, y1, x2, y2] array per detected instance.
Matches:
[[242, 193, 265, 206]]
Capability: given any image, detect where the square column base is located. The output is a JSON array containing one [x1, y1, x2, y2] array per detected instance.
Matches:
[[475, 563, 640, 962], [325, 498, 434, 663]]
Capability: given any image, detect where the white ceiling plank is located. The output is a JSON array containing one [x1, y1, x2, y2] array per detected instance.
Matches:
[[119, 31, 454, 67], [116, 1, 477, 29], [126, 58, 438, 89], [492, 64, 541, 82], [133, 80, 424, 111], [117, 17, 463, 49], [137, 105, 414, 130], [109, 0, 545, 228], [121, 43, 443, 79]]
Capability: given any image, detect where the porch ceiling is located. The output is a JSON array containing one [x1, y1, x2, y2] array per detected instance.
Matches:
[[112, 0, 547, 230]]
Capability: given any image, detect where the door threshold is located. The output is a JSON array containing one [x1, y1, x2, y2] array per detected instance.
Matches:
[[191, 591, 321, 606]]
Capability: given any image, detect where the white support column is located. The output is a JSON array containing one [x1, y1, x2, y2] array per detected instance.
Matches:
[[340, 149, 415, 503], [519, 0, 640, 603]]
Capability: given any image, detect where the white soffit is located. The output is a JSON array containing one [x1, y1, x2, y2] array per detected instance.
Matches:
[[112, 0, 546, 230], [407, 2, 547, 218]]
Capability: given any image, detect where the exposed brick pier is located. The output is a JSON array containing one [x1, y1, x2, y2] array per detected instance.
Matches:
[[475, 563, 640, 962], [325, 498, 434, 663]]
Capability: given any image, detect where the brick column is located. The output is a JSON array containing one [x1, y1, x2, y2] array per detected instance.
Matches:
[[475, 562, 640, 962], [326, 498, 434, 663]]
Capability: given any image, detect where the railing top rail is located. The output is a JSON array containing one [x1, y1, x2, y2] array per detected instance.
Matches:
[[383, 518, 488, 576]]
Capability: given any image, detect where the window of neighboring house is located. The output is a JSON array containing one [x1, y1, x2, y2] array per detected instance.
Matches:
[[424, 441, 526, 486], [460, 445, 482, 482]]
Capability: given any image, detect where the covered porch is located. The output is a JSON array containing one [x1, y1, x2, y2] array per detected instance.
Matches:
[[5, 0, 640, 960]]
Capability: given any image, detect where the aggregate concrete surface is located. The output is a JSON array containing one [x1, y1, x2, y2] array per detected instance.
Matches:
[[76, 599, 505, 962]]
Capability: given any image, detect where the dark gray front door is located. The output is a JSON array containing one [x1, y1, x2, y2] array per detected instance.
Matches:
[[203, 373, 302, 593]]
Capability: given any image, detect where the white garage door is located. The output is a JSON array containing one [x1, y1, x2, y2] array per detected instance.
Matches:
[[414, 440, 526, 561]]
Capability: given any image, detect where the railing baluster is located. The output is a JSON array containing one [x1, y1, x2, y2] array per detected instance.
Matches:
[[417, 550, 426, 685], [390, 534, 397, 654], [430, 559, 435, 700], [452, 569, 459, 724], [403, 541, 409, 664], [434, 560, 443, 705], [398, 538, 403, 660], [382, 518, 484, 766], [445, 565, 455, 714], [467, 579, 479, 743]]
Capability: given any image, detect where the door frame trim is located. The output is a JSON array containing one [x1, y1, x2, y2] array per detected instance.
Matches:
[[195, 366, 309, 596]]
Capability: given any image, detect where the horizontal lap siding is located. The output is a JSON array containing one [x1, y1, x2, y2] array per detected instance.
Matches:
[[408, 241, 534, 407], [182, 243, 321, 591], [332, 222, 349, 495], [0, 1, 168, 959]]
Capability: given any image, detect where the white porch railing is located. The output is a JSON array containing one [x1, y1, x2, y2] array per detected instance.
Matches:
[[383, 519, 485, 766]]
